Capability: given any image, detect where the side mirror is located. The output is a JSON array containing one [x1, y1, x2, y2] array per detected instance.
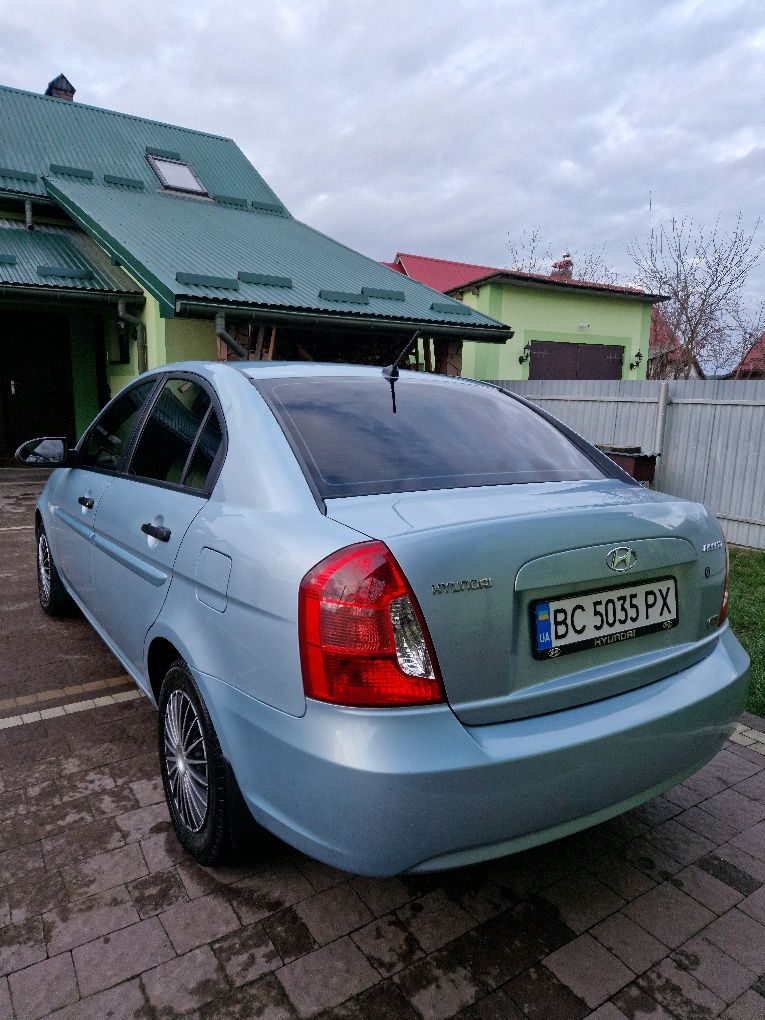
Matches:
[[14, 437, 68, 466]]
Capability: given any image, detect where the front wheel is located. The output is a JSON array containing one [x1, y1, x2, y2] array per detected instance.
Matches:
[[158, 659, 254, 865], [36, 526, 75, 617]]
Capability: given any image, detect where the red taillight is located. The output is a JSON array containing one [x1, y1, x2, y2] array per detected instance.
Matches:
[[298, 541, 445, 707], [718, 540, 730, 626]]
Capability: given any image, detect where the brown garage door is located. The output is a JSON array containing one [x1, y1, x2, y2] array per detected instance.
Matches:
[[530, 340, 624, 380]]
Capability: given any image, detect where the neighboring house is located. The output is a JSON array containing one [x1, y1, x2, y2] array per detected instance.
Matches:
[[647, 307, 703, 379], [730, 332, 765, 379], [386, 251, 667, 381], [0, 77, 508, 458]]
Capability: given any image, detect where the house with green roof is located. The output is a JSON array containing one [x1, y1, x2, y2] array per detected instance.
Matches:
[[0, 75, 508, 458]]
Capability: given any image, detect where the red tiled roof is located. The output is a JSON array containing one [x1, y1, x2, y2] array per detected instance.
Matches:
[[387, 252, 655, 299], [392, 253, 500, 291], [736, 331, 765, 375]]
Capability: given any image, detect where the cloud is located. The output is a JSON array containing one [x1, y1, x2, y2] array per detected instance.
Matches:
[[2, 0, 765, 293]]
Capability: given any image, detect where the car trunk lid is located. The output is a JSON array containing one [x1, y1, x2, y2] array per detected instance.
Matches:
[[326, 480, 727, 725]]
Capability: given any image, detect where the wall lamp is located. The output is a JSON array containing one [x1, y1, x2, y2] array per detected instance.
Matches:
[[629, 350, 644, 371], [518, 342, 531, 365]]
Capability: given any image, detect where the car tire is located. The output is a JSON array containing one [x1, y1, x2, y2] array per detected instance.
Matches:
[[158, 658, 253, 865], [36, 525, 75, 617]]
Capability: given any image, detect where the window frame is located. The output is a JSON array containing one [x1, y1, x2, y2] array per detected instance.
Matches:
[[76, 372, 227, 496], [75, 376, 163, 478], [146, 154, 209, 196], [124, 372, 227, 496]]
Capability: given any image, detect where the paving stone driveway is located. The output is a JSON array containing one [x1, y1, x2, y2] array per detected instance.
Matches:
[[1, 470, 764, 1020]]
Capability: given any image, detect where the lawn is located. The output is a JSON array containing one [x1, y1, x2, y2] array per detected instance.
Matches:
[[728, 547, 765, 718]]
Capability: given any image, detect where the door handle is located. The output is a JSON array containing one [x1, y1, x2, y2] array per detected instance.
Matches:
[[78, 496, 94, 509], [141, 522, 171, 542]]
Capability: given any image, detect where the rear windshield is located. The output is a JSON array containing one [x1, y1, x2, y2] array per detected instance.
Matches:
[[256, 375, 604, 499]]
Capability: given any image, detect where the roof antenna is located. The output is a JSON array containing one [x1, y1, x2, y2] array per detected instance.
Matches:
[[382, 330, 420, 413]]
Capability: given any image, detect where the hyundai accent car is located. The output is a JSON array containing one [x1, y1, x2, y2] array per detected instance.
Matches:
[[18, 361, 749, 875]]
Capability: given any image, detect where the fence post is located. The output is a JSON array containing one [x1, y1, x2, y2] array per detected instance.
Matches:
[[653, 381, 670, 488]]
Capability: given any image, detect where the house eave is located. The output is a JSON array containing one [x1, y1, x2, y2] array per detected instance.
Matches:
[[448, 272, 669, 304]]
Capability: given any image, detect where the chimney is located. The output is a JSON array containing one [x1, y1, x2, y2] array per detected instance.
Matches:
[[551, 252, 574, 281], [45, 74, 75, 101]]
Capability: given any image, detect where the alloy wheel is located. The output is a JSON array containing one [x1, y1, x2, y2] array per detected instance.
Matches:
[[163, 689, 209, 832]]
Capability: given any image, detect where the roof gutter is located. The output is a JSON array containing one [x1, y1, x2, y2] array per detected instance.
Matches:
[[176, 300, 510, 343], [0, 285, 145, 308], [448, 273, 669, 304]]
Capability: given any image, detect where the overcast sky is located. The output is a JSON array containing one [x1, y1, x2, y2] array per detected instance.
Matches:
[[2, 0, 764, 289]]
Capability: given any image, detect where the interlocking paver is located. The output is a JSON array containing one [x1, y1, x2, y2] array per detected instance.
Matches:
[[60, 841, 147, 899], [160, 889, 240, 954], [637, 957, 725, 1018], [350, 874, 412, 917], [8, 952, 78, 1020], [394, 950, 484, 1020], [40, 978, 146, 1020], [544, 932, 634, 1008], [277, 936, 379, 1016], [212, 920, 281, 986], [673, 934, 756, 1004], [113, 800, 170, 844], [7, 869, 66, 924], [262, 906, 319, 963], [0, 918, 47, 977], [504, 963, 589, 1019], [142, 944, 227, 1014], [72, 916, 175, 996], [0, 978, 10, 1020], [43, 885, 139, 956], [1, 478, 764, 1020], [541, 871, 624, 934], [397, 889, 477, 952], [351, 913, 423, 976], [445, 912, 548, 989], [590, 911, 668, 974], [622, 881, 716, 948], [127, 867, 188, 918], [671, 862, 745, 914], [294, 884, 373, 946], [703, 907, 765, 973]]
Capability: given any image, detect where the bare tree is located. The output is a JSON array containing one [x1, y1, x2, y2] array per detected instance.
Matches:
[[507, 228, 619, 284], [628, 214, 765, 378]]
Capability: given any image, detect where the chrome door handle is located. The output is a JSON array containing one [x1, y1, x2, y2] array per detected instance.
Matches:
[[141, 522, 171, 542], [78, 496, 94, 509]]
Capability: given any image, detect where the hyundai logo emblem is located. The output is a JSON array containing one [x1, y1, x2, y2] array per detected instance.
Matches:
[[606, 547, 637, 572]]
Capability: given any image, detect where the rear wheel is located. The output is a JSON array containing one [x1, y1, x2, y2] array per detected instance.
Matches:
[[36, 526, 74, 617], [158, 659, 256, 864]]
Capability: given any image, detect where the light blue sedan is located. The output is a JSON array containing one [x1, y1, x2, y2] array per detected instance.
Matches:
[[18, 361, 749, 875]]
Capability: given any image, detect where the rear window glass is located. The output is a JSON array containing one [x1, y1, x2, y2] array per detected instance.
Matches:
[[256, 375, 604, 498]]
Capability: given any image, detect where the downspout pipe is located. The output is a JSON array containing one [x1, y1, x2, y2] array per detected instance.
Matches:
[[25, 199, 34, 231], [214, 310, 248, 359], [117, 300, 147, 374]]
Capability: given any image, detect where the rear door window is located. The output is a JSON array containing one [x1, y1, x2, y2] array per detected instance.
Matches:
[[255, 375, 605, 498]]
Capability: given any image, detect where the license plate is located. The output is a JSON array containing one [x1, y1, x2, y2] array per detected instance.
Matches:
[[532, 577, 678, 659]]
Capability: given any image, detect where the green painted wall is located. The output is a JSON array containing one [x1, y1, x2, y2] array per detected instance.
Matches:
[[164, 317, 217, 363], [459, 283, 651, 380], [69, 312, 100, 438]]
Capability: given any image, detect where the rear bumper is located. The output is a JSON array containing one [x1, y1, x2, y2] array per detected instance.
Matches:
[[193, 625, 749, 876]]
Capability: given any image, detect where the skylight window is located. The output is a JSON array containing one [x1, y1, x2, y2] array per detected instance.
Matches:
[[147, 155, 207, 195]]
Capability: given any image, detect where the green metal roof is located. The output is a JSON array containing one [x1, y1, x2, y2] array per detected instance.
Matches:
[[0, 84, 282, 207], [47, 178, 507, 335], [0, 83, 508, 339], [0, 219, 143, 296]]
